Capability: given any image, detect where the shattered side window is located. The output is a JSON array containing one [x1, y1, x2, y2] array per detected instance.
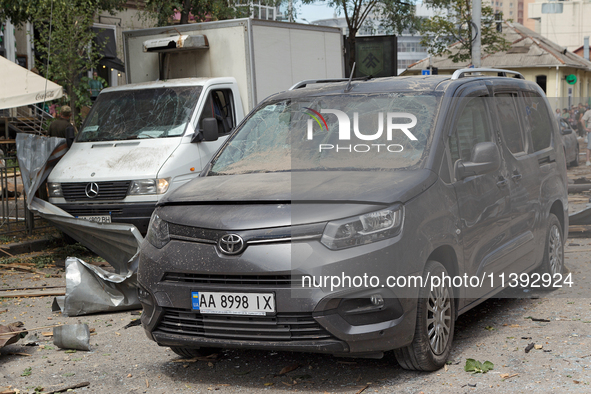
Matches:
[[210, 93, 440, 175], [78, 86, 202, 142]]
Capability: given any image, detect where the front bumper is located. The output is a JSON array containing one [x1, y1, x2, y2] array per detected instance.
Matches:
[[137, 234, 422, 356], [55, 202, 156, 234]]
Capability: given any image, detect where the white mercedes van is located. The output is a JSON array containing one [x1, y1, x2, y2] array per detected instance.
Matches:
[[47, 77, 244, 233]]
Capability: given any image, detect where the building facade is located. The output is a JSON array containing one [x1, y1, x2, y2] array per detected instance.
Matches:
[[402, 22, 591, 108], [528, 0, 591, 51]]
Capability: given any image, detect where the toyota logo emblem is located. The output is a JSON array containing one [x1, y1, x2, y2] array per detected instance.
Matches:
[[218, 234, 245, 255], [85, 182, 99, 198]]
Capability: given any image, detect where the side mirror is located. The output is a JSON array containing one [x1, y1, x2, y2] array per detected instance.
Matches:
[[455, 141, 501, 180], [202, 118, 219, 142], [561, 126, 572, 135]]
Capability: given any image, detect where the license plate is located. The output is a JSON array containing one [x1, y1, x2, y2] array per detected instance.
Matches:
[[191, 291, 275, 315], [78, 215, 111, 223]]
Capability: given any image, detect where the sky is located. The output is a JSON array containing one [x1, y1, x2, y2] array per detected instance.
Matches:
[[295, 2, 340, 23]]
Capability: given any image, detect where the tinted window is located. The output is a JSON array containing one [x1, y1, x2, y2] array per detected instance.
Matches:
[[495, 93, 525, 154], [450, 97, 492, 164], [522, 92, 552, 152]]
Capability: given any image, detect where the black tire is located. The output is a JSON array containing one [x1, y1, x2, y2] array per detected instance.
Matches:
[[170, 347, 221, 358], [539, 214, 564, 277], [571, 145, 580, 167], [394, 260, 455, 371]]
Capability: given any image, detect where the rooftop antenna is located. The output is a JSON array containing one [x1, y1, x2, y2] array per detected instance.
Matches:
[[345, 62, 356, 93]]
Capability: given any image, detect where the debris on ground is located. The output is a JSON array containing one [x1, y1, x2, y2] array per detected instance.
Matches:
[[53, 324, 90, 351], [0, 322, 27, 348]]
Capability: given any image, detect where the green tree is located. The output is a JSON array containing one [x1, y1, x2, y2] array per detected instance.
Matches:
[[418, 0, 510, 63], [144, 0, 251, 27], [302, 0, 419, 72], [1, 0, 124, 125]]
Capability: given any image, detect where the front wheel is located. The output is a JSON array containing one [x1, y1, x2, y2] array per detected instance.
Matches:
[[394, 260, 455, 371]]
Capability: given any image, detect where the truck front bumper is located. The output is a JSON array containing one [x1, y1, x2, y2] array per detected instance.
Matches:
[[55, 202, 156, 234]]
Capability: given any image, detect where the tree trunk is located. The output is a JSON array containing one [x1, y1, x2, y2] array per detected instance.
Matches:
[[180, 0, 191, 24], [347, 30, 358, 76]]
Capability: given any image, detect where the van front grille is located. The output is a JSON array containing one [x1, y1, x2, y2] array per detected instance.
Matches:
[[161, 273, 299, 286], [61, 181, 131, 201], [155, 308, 333, 341]]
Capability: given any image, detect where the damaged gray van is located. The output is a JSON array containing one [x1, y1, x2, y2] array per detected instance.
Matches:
[[137, 69, 568, 371]]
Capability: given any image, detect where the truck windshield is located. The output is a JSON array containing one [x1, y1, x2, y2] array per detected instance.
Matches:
[[210, 93, 440, 175], [78, 86, 202, 141]]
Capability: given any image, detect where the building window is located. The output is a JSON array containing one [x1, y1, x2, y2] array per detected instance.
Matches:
[[541, 3, 563, 13], [536, 75, 547, 93], [397, 42, 428, 53], [398, 59, 421, 69]]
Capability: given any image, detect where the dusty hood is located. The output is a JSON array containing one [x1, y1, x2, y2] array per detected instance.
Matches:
[[48, 138, 181, 182], [162, 169, 437, 205]]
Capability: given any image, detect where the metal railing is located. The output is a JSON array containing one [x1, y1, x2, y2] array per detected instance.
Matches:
[[15, 105, 53, 134], [0, 155, 40, 235]]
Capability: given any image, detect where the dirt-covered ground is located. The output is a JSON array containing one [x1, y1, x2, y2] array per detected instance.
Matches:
[[1, 144, 591, 394]]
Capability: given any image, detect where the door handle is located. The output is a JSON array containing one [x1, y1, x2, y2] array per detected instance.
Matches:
[[497, 177, 508, 187], [512, 173, 522, 182]]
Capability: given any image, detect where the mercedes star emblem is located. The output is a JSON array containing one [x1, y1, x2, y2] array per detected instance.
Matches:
[[85, 182, 99, 198], [218, 234, 245, 255]]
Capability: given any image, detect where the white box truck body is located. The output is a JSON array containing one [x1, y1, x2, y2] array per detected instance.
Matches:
[[47, 19, 343, 233]]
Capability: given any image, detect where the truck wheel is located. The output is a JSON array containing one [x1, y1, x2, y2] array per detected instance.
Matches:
[[539, 214, 564, 277], [394, 260, 455, 371], [170, 347, 221, 358]]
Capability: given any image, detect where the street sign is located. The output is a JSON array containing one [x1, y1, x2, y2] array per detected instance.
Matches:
[[422, 69, 431, 75], [566, 74, 577, 85]]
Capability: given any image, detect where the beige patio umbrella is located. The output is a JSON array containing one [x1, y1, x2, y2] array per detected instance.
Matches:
[[0, 56, 63, 110]]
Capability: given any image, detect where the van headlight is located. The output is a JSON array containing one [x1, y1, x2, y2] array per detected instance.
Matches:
[[48, 182, 63, 197], [146, 211, 170, 249], [320, 206, 404, 250], [129, 178, 170, 195]]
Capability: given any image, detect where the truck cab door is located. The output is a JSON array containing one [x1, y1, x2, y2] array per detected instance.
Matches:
[[191, 86, 239, 169]]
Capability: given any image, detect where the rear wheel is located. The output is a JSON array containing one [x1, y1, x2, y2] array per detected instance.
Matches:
[[394, 260, 455, 371], [170, 347, 221, 358], [539, 214, 564, 277]]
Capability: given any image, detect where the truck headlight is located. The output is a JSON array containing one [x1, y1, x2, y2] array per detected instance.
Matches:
[[146, 211, 170, 249], [320, 206, 404, 250], [48, 182, 63, 197], [128, 178, 170, 195]]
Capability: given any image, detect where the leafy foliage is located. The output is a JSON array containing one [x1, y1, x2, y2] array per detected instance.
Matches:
[[464, 358, 494, 374], [0, 0, 125, 126], [302, 0, 419, 70], [144, 0, 251, 27], [418, 0, 511, 63]]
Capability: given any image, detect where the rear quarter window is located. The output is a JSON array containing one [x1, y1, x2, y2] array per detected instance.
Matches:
[[521, 92, 552, 152]]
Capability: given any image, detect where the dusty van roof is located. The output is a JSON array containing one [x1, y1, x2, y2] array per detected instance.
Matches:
[[101, 77, 237, 93]]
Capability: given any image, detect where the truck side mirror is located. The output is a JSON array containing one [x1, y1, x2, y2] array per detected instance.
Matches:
[[455, 141, 501, 180], [202, 118, 219, 142]]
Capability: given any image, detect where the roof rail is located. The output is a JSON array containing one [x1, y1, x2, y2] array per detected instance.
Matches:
[[289, 77, 369, 90], [451, 68, 525, 80]]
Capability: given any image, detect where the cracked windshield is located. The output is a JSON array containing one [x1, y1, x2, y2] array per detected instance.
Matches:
[[78, 86, 202, 141], [210, 94, 440, 175]]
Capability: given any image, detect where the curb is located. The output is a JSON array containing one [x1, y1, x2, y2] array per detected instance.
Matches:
[[0, 236, 59, 256]]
